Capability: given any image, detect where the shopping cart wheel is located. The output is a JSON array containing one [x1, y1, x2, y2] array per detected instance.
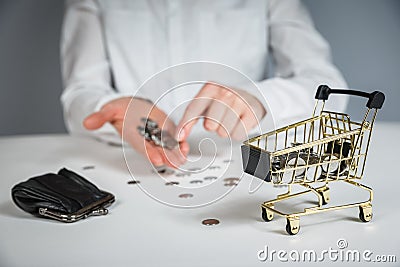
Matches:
[[317, 187, 330, 205], [359, 204, 373, 222], [286, 217, 300, 235], [261, 206, 274, 222]]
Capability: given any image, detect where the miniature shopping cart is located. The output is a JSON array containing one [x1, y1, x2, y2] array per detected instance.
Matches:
[[241, 85, 385, 235]]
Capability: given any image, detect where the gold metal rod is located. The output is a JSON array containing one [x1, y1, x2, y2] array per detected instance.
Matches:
[[272, 129, 361, 157]]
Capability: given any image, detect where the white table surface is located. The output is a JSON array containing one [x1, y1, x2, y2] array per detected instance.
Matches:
[[0, 122, 399, 267]]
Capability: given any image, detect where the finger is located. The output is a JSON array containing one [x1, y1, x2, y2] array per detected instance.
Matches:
[[158, 116, 179, 141], [203, 91, 235, 131], [128, 135, 166, 166], [176, 84, 217, 141], [160, 140, 190, 168], [140, 136, 190, 169], [179, 141, 190, 155], [160, 118, 176, 134], [216, 98, 245, 138], [230, 120, 247, 141], [176, 140, 190, 163], [143, 142, 165, 166], [157, 119, 188, 167], [161, 149, 183, 168], [176, 98, 209, 141], [231, 111, 259, 141], [83, 109, 116, 130], [216, 114, 240, 139]]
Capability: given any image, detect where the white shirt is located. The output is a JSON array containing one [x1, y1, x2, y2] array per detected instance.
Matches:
[[60, 0, 348, 141]]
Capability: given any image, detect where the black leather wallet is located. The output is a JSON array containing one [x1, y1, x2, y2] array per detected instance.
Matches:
[[11, 168, 115, 223]]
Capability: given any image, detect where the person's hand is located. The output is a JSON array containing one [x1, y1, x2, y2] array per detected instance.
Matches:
[[83, 97, 189, 168], [176, 83, 266, 141]]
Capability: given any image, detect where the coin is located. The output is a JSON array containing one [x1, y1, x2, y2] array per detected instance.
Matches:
[[138, 118, 179, 150], [165, 181, 179, 186], [204, 176, 218, 181], [176, 172, 190, 177], [178, 193, 193, 198], [137, 126, 148, 138], [223, 177, 239, 186], [202, 219, 220, 226], [127, 180, 140, 185], [208, 165, 221, 170], [154, 165, 165, 173], [107, 141, 122, 147], [224, 182, 238, 187], [273, 184, 288, 188], [141, 117, 158, 128], [223, 177, 239, 182], [160, 131, 179, 150], [154, 166, 175, 175], [82, 166, 95, 170]]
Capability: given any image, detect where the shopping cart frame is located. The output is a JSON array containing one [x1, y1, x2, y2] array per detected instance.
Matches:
[[241, 85, 385, 235]]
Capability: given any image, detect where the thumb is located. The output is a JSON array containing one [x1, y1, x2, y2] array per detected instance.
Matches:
[[176, 117, 199, 142], [83, 108, 115, 130]]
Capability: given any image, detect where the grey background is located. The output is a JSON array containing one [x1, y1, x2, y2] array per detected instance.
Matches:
[[0, 0, 399, 136]]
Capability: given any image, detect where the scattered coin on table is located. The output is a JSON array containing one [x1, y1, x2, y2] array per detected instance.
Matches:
[[107, 141, 122, 147], [176, 172, 190, 177], [154, 166, 175, 175], [82, 165, 95, 170], [178, 193, 194, 198], [127, 180, 140, 185], [273, 184, 288, 188], [208, 165, 221, 170], [165, 181, 179, 186], [223, 177, 240, 183], [202, 219, 220, 226], [223, 178, 239, 187]]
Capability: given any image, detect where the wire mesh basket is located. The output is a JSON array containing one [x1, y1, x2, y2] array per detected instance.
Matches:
[[241, 85, 385, 235]]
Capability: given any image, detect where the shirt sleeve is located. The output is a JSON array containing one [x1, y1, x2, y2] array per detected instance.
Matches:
[[60, 0, 127, 143], [252, 0, 348, 131]]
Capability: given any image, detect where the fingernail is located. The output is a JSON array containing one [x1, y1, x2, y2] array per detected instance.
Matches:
[[152, 158, 164, 166], [178, 128, 185, 141]]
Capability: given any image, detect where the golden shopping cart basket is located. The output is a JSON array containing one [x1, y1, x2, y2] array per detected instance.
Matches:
[[241, 85, 385, 235]]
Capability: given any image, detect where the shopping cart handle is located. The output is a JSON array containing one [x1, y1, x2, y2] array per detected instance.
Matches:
[[315, 85, 385, 109]]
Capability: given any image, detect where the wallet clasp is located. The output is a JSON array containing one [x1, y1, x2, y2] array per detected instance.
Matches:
[[39, 207, 109, 223], [38, 193, 114, 223]]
